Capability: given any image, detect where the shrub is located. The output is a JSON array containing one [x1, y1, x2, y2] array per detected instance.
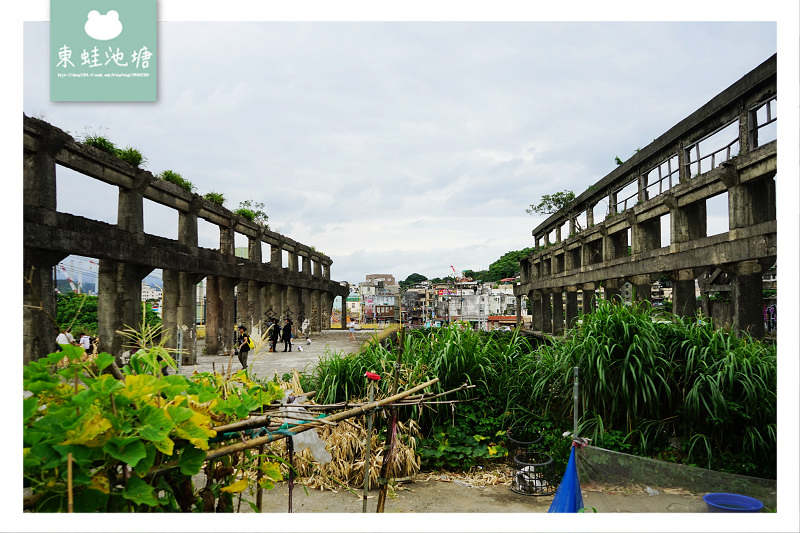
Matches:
[[82, 135, 117, 155], [204, 192, 225, 205], [159, 169, 195, 193], [117, 147, 146, 168]]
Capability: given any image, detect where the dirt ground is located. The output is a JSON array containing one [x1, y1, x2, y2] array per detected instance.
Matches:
[[181, 329, 711, 514]]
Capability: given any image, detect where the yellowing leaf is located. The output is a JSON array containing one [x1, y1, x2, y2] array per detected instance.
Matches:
[[90, 471, 110, 494], [153, 435, 175, 456], [120, 374, 160, 403], [220, 479, 248, 493], [62, 412, 113, 447]]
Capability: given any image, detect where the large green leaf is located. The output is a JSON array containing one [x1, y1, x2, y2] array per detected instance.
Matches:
[[178, 445, 207, 476], [103, 436, 147, 465], [137, 404, 174, 442], [122, 475, 158, 507]]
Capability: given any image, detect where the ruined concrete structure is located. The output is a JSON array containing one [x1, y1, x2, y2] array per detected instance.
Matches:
[[23, 116, 349, 364], [514, 54, 777, 338]]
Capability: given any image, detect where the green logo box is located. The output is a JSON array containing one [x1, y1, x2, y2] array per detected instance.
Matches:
[[50, 0, 157, 101]]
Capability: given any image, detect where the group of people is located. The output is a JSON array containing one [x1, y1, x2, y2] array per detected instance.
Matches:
[[55, 326, 98, 355], [235, 317, 296, 369]]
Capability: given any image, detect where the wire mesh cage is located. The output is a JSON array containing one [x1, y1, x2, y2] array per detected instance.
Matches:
[[512, 451, 556, 496], [507, 425, 543, 457]]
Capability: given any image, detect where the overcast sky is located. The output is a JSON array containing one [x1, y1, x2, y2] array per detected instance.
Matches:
[[18, 12, 785, 285]]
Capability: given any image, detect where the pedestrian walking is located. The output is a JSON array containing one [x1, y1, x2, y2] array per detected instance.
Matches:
[[268, 318, 280, 352], [348, 323, 356, 341], [237, 325, 251, 369]]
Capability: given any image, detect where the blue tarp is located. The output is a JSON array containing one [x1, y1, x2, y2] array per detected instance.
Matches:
[[548, 446, 583, 513]]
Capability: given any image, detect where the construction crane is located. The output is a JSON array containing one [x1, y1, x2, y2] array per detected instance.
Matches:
[[58, 264, 80, 293]]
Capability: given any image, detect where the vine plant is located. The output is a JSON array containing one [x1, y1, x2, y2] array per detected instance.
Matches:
[[23, 326, 285, 512]]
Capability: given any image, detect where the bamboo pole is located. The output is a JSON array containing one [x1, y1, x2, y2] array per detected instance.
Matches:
[[287, 437, 294, 513], [203, 377, 438, 462], [67, 452, 74, 513], [256, 444, 264, 512], [376, 325, 404, 512], [362, 379, 375, 513], [145, 377, 440, 477]]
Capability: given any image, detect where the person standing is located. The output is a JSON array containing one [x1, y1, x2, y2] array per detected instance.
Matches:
[[79, 332, 92, 352], [281, 318, 293, 352], [268, 318, 280, 352], [237, 325, 251, 369]]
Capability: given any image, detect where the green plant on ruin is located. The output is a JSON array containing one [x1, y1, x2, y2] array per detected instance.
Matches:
[[234, 200, 269, 229], [159, 170, 196, 193], [204, 192, 226, 205], [82, 134, 146, 168]]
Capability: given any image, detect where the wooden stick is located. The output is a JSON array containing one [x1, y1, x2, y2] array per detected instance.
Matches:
[[256, 444, 264, 512], [362, 380, 375, 513], [147, 377, 440, 476], [204, 377, 438, 461], [287, 436, 294, 513], [67, 452, 74, 513], [376, 325, 404, 512]]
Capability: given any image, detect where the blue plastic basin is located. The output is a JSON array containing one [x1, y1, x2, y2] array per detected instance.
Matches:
[[703, 493, 764, 513]]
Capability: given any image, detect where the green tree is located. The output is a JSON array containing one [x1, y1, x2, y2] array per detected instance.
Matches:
[[400, 273, 428, 289], [486, 247, 536, 282], [525, 190, 583, 231], [56, 293, 162, 337]]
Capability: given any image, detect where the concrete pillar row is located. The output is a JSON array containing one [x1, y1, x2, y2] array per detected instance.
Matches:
[[731, 260, 766, 338], [582, 287, 596, 315], [247, 280, 263, 339], [564, 290, 579, 330], [177, 272, 199, 365], [552, 290, 565, 335], [669, 269, 697, 319], [311, 290, 322, 333]]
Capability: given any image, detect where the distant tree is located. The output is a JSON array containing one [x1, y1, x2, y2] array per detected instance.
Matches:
[[56, 293, 162, 338], [526, 190, 583, 231], [400, 273, 428, 289], [486, 247, 537, 282], [463, 269, 488, 281]]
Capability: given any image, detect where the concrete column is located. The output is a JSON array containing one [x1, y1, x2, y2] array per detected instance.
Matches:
[[288, 251, 299, 274], [670, 269, 697, 318], [552, 290, 564, 335], [630, 275, 654, 305], [161, 269, 180, 351], [541, 292, 553, 333], [321, 292, 333, 329], [177, 272, 199, 365], [24, 125, 67, 212], [97, 260, 152, 361], [268, 283, 282, 321], [23, 249, 66, 363], [530, 291, 543, 331], [731, 261, 766, 338], [314, 290, 322, 331], [632, 217, 661, 255], [300, 288, 312, 331], [565, 289, 579, 329], [205, 275, 222, 355], [285, 285, 299, 322], [219, 277, 235, 354], [270, 243, 282, 268], [582, 287, 595, 315], [302, 254, 312, 278], [323, 262, 331, 281], [206, 275, 235, 355], [313, 259, 322, 279], [728, 178, 777, 231], [515, 295, 522, 328], [340, 293, 348, 328], [603, 279, 622, 304], [669, 198, 707, 250], [247, 280, 263, 339], [235, 281, 248, 327]]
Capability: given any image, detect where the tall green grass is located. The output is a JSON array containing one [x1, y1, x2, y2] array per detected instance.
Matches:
[[307, 304, 777, 477]]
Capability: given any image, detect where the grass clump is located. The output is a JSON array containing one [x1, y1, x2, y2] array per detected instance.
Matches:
[[204, 192, 225, 205], [82, 135, 146, 168], [159, 169, 196, 193]]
